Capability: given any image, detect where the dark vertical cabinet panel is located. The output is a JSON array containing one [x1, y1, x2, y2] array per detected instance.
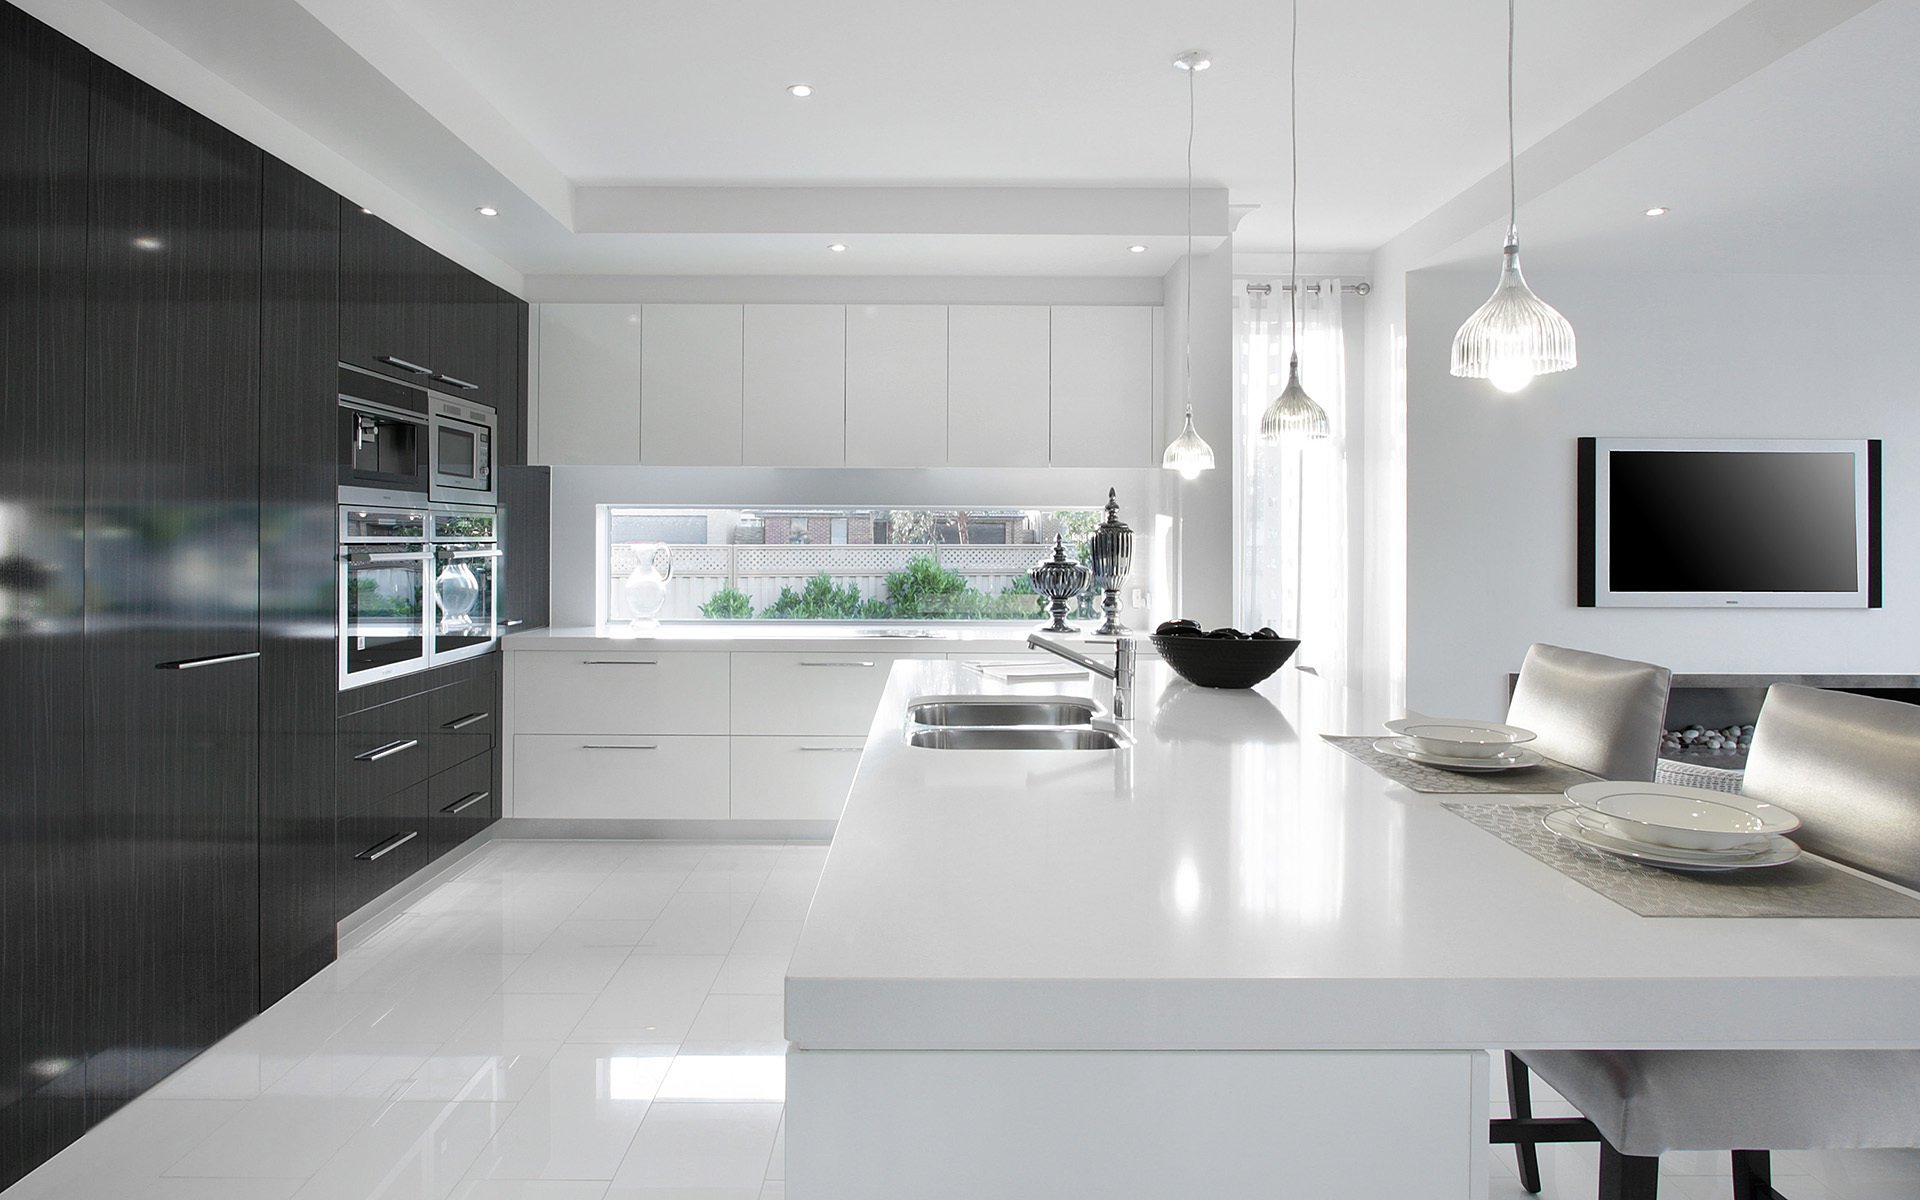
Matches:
[[495, 293, 529, 468], [84, 61, 263, 1113], [0, 8, 92, 1187], [427, 253, 503, 401], [339, 202, 433, 383], [499, 466, 551, 633], [258, 158, 340, 1007]]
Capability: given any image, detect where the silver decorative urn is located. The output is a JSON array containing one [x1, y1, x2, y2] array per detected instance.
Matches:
[[1088, 488, 1134, 636], [1028, 534, 1091, 633]]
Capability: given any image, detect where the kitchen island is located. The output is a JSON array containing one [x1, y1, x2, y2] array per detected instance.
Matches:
[[785, 657, 1920, 1199]]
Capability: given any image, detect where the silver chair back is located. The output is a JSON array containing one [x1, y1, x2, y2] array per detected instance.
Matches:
[[1741, 683, 1920, 891], [1506, 644, 1671, 781]]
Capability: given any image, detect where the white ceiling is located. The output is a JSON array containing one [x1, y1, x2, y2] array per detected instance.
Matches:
[[41, 0, 1907, 280]]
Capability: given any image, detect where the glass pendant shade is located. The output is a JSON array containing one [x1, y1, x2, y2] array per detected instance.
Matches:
[[1162, 405, 1215, 480], [1450, 234, 1576, 393], [1260, 352, 1329, 442]]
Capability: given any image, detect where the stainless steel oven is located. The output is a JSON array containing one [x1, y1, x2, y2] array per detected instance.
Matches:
[[429, 505, 500, 667], [430, 395, 496, 506], [339, 505, 431, 690], [339, 365, 430, 507]]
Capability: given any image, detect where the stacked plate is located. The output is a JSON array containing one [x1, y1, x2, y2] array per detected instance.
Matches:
[[1545, 781, 1802, 871], [1375, 718, 1543, 773]]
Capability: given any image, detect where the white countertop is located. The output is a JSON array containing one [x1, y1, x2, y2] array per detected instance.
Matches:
[[503, 623, 1051, 654], [786, 658, 1920, 1052]]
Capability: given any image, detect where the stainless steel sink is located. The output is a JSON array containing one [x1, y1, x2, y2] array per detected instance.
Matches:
[[905, 726, 1128, 751], [905, 697, 1099, 727]]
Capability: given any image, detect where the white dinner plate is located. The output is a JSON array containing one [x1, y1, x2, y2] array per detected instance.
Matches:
[[1541, 806, 1801, 872], [1563, 781, 1800, 851], [1384, 717, 1538, 760], [1374, 736, 1545, 773]]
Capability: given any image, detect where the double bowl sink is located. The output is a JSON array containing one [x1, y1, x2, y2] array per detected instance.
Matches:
[[903, 696, 1129, 751]]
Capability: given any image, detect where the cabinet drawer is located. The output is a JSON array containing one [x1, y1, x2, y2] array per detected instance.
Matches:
[[431, 666, 497, 774], [515, 651, 729, 734], [730, 736, 863, 820], [730, 652, 911, 736], [429, 750, 495, 860], [337, 691, 437, 812], [337, 780, 429, 916], [512, 734, 729, 819]]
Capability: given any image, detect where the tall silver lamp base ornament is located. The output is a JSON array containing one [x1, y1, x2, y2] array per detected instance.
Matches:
[[1089, 488, 1134, 636]]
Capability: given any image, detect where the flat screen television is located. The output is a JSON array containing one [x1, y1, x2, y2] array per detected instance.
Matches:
[[1578, 437, 1881, 609]]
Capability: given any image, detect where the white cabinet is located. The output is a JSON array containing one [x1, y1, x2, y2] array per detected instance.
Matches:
[[641, 304, 743, 465], [731, 652, 913, 736], [535, 304, 641, 465], [1048, 305, 1154, 467], [845, 305, 947, 467], [515, 651, 730, 735], [731, 736, 864, 820], [947, 306, 1050, 467], [743, 304, 846, 466], [514, 735, 730, 819]]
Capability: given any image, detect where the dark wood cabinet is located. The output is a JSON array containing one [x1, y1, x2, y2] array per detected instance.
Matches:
[[83, 58, 263, 1114], [495, 292, 530, 467], [500, 466, 552, 633], [428, 251, 504, 401], [0, 7, 93, 1187], [259, 157, 341, 1008], [339, 202, 435, 383]]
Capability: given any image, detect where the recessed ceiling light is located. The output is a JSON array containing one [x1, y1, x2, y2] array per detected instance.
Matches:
[[1172, 50, 1212, 72], [828, 243, 847, 253], [475, 206, 499, 217], [132, 236, 163, 251], [787, 84, 813, 97], [1644, 206, 1670, 217], [1128, 244, 1148, 254], [358, 206, 374, 214]]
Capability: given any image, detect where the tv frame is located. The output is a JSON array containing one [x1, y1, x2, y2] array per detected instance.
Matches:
[[1577, 437, 1882, 610]]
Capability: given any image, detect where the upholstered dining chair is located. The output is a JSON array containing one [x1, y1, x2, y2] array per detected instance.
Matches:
[[1505, 643, 1673, 781], [1495, 684, 1920, 1200]]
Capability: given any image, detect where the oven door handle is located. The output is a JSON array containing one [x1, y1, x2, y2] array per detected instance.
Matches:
[[343, 550, 433, 565], [438, 548, 503, 560]]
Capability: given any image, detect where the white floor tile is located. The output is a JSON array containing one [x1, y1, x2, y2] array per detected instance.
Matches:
[[604, 1102, 782, 1197], [684, 995, 785, 1049], [766, 1116, 784, 1181], [294, 1100, 512, 1200], [461, 1044, 671, 1182], [540, 920, 656, 951], [402, 1043, 562, 1104], [709, 954, 787, 996], [447, 1183, 610, 1200], [655, 1053, 786, 1103], [630, 894, 756, 955], [5, 1099, 247, 1198], [164, 1096, 383, 1179], [727, 922, 803, 959], [141, 1181, 308, 1200], [450, 993, 598, 1045], [571, 957, 725, 1042], [502, 947, 634, 996]]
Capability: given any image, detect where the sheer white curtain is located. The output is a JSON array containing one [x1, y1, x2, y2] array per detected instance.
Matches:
[[1236, 279, 1350, 686]]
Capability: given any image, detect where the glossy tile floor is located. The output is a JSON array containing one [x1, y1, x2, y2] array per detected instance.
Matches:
[[9, 838, 1919, 1200]]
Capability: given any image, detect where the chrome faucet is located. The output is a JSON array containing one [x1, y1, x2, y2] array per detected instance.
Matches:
[[1027, 633, 1136, 721]]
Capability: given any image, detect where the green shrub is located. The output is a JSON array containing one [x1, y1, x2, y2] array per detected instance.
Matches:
[[762, 573, 870, 619], [698, 586, 753, 620]]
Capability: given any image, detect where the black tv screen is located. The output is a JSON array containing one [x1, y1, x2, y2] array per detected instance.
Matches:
[[1578, 438, 1881, 608]]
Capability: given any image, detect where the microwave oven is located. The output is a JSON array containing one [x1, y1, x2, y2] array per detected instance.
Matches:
[[430, 394, 496, 506]]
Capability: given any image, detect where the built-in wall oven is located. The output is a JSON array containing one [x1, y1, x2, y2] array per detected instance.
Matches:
[[430, 395, 496, 505], [339, 505, 432, 689], [339, 365, 430, 507], [428, 505, 499, 668]]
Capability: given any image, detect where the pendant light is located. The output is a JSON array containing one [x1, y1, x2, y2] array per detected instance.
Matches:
[[1162, 50, 1216, 481], [1450, 0, 1575, 393], [1259, 0, 1330, 443]]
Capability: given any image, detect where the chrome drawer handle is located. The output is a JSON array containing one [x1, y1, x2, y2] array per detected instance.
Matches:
[[355, 738, 419, 762], [583, 660, 657, 666], [156, 650, 260, 671], [582, 743, 657, 750], [443, 791, 488, 814], [441, 547, 502, 560], [356, 829, 418, 861], [432, 373, 479, 391], [798, 661, 875, 668], [376, 355, 432, 375], [799, 745, 863, 752], [446, 711, 490, 730]]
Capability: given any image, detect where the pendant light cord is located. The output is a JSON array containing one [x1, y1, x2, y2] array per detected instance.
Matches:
[[1184, 61, 1195, 414], [1289, 0, 1300, 352], [1506, 0, 1517, 239]]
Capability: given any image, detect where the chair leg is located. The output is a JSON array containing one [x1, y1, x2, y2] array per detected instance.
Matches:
[[1598, 1140, 1660, 1200], [1731, 1150, 1774, 1200], [1505, 1051, 1544, 1194]]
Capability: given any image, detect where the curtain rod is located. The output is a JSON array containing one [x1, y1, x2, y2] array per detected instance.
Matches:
[[1244, 280, 1370, 296]]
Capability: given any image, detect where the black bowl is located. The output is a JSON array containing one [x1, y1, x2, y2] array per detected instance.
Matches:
[[1150, 633, 1301, 689]]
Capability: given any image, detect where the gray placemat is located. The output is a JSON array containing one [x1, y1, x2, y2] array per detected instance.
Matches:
[[1322, 734, 1600, 794], [1445, 801, 1920, 918]]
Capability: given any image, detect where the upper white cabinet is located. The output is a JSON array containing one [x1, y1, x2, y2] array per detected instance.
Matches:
[[947, 305, 1050, 467], [845, 305, 947, 467], [743, 304, 846, 467], [535, 304, 641, 465], [1048, 305, 1154, 467], [641, 304, 743, 465]]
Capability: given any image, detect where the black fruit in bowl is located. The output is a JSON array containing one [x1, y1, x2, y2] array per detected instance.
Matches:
[[1149, 623, 1302, 689], [1251, 627, 1281, 640], [1207, 627, 1248, 639], [1155, 619, 1201, 637]]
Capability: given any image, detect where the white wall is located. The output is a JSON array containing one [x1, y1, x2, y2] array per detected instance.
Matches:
[[1160, 245, 1236, 630], [1405, 268, 1919, 718]]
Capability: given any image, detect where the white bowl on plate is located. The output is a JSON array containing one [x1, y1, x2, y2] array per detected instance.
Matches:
[[1383, 718, 1537, 760], [1563, 781, 1801, 852]]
